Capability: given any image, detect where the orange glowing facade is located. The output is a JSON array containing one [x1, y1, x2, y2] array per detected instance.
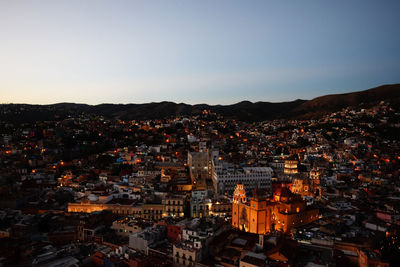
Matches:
[[232, 182, 318, 233], [291, 167, 322, 200], [284, 160, 298, 175]]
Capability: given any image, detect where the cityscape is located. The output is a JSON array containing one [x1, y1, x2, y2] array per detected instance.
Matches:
[[1, 89, 400, 266], [1, 1, 400, 267]]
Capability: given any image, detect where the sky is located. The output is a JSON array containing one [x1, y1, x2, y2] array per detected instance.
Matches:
[[1, 0, 400, 105]]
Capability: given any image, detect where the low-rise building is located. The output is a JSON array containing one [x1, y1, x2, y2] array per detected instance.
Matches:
[[162, 195, 186, 218], [129, 225, 167, 254]]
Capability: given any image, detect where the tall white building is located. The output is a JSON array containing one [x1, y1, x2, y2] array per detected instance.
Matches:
[[212, 162, 273, 195]]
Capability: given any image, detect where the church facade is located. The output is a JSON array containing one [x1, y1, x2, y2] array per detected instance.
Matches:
[[232, 182, 319, 234], [291, 167, 323, 200]]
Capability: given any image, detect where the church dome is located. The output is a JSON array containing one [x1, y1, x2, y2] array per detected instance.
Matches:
[[274, 186, 294, 202]]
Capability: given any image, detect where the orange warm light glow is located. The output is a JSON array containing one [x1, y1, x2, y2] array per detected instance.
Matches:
[[232, 182, 319, 234]]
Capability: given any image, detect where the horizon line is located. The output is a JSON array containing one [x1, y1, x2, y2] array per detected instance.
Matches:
[[1, 82, 398, 106]]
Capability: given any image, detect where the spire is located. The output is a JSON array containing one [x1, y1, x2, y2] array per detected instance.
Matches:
[[233, 182, 247, 203]]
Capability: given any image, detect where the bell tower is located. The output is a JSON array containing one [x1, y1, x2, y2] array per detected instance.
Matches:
[[249, 187, 267, 234], [232, 182, 246, 229], [310, 167, 322, 200]]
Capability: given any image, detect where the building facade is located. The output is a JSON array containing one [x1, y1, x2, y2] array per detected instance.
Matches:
[[232, 182, 318, 233], [188, 151, 209, 187], [213, 166, 273, 195], [162, 195, 186, 218], [291, 167, 322, 200], [68, 198, 142, 217]]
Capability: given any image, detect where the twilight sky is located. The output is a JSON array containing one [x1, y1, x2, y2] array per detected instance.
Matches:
[[1, 0, 399, 105]]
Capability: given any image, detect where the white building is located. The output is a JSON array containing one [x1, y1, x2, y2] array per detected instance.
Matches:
[[129, 225, 166, 254], [212, 163, 273, 195], [173, 241, 201, 267], [173, 218, 224, 267]]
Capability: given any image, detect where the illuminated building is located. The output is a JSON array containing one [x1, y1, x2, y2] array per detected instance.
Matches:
[[232, 182, 318, 233], [69, 197, 183, 221], [162, 195, 186, 218], [284, 160, 298, 175], [68, 197, 142, 216], [209, 198, 232, 217], [291, 167, 322, 199], [58, 171, 75, 187]]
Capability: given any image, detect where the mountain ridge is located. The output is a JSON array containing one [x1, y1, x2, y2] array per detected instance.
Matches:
[[1, 83, 399, 122]]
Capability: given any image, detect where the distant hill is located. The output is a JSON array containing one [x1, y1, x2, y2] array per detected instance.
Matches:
[[293, 84, 400, 118], [1, 83, 399, 122]]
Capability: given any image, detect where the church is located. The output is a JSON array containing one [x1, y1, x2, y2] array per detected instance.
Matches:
[[291, 167, 323, 200], [232, 182, 319, 234]]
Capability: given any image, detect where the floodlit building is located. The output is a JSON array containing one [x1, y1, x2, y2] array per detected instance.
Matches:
[[232, 182, 319, 233], [284, 160, 298, 175]]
